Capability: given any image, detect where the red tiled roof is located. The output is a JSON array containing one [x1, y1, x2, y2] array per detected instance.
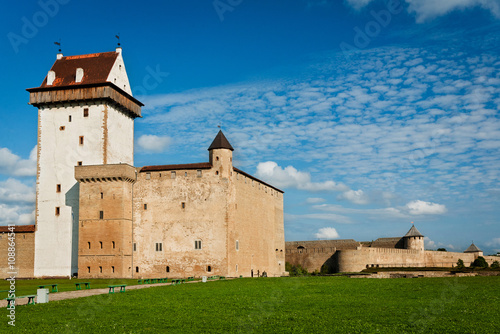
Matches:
[[38, 52, 118, 88], [140, 162, 212, 172], [0, 225, 35, 233]]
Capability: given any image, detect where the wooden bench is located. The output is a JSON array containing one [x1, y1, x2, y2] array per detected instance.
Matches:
[[75, 282, 91, 290], [38, 284, 58, 292], [143, 279, 151, 284], [219, 276, 226, 280], [5, 294, 37, 306], [108, 284, 127, 294], [151, 278, 157, 284], [187, 276, 194, 281], [171, 279, 181, 285]]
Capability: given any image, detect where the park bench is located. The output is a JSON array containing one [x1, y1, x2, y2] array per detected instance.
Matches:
[[75, 282, 91, 290], [138, 279, 143, 284], [171, 279, 181, 285], [187, 276, 194, 281], [143, 279, 151, 284], [219, 276, 226, 280], [108, 284, 127, 294], [151, 278, 157, 284], [5, 294, 37, 306], [38, 284, 58, 292]]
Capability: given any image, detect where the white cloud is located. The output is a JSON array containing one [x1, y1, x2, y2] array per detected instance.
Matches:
[[406, 200, 447, 215], [255, 161, 348, 192], [315, 227, 340, 239], [344, 0, 500, 21], [425, 237, 436, 249], [306, 197, 326, 204], [337, 189, 369, 205], [137, 135, 171, 153], [0, 179, 35, 204], [0, 146, 36, 177]]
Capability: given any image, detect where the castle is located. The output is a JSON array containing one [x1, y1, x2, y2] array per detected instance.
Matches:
[[285, 225, 498, 273], [1, 48, 285, 279]]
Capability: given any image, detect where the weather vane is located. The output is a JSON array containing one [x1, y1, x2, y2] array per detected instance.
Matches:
[[54, 39, 61, 53], [115, 34, 120, 47]]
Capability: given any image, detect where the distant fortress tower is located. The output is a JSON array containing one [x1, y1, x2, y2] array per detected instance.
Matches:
[[403, 224, 424, 251], [27, 48, 143, 277]]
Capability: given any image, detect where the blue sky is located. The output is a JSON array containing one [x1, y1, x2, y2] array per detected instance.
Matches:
[[1, 0, 499, 254]]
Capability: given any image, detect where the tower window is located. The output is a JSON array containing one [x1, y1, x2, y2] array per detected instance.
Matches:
[[185, 172, 187, 177], [59, 126, 65, 131], [197, 170, 202, 178], [181, 202, 186, 209], [166, 266, 170, 273], [216, 156, 219, 161], [100, 192, 103, 199], [215, 171, 219, 175], [207, 265, 212, 272], [79, 136, 84, 145], [112, 241, 115, 249], [99, 241, 103, 249], [236, 240, 239, 251], [83, 108, 89, 117], [99, 266, 102, 273], [171, 171, 176, 179], [55, 207, 60, 216], [144, 203, 147, 210], [112, 266, 115, 273], [133, 243, 136, 251], [69, 115, 72, 122], [195, 240, 202, 250], [156, 243, 163, 252], [77, 161, 83, 166], [146, 173, 151, 180], [136, 266, 139, 273], [87, 266, 90, 273], [56, 184, 61, 193], [88, 242, 91, 249], [99, 211, 104, 219]]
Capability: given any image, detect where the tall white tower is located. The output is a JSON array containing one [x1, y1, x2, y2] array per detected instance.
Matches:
[[27, 48, 143, 277]]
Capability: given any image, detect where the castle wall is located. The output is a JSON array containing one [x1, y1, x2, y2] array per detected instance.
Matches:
[[337, 247, 425, 272], [0, 227, 35, 279], [132, 166, 229, 278], [229, 168, 285, 277]]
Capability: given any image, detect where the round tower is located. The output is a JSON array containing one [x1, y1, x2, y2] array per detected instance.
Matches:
[[208, 130, 234, 179], [403, 224, 424, 251]]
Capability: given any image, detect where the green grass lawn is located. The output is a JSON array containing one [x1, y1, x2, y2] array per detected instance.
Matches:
[[3, 276, 500, 333]]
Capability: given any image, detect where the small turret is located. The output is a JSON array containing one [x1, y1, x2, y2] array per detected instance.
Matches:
[[208, 130, 234, 179], [403, 223, 424, 251], [464, 242, 483, 258]]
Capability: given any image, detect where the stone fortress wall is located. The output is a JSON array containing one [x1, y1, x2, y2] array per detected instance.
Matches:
[[0, 226, 35, 279]]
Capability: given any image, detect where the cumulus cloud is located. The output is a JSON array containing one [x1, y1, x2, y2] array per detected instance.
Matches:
[[255, 161, 348, 192], [315, 227, 340, 239], [344, 0, 500, 21], [0, 146, 36, 177], [0, 179, 36, 204], [306, 197, 327, 204], [406, 200, 447, 215], [337, 189, 369, 205], [136, 135, 171, 153]]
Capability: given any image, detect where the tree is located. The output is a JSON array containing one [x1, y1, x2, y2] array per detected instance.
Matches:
[[491, 261, 499, 269], [456, 259, 465, 270], [437, 248, 447, 252], [472, 256, 488, 268]]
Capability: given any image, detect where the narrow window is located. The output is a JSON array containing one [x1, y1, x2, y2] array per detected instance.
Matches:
[[87, 266, 90, 273], [56, 184, 61, 193], [171, 171, 176, 179], [100, 241, 103, 249], [215, 171, 219, 175], [119, 65, 122, 70], [112, 266, 115, 273], [83, 108, 89, 117], [99, 266, 102, 273], [195, 240, 202, 250], [236, 240, 239, 251], [135, 266, 139, 273], [55, 207, 60, 216], [156, 243, 163, 252], [133, 243, 136, 251], [59, 126, 65, 131], [144, 203, 147, 210], [88, 242, 91, 249], [146, 172, 151, 180], [181, 202, 185, 209], [216, 156, 219, 161], [100, 192, 103, 199], [79, 136, 84, 145], [69, 115, 72, 122], [77, 161, 83, 166], [112, 241, 115, 249], [197, 170, 202, 178], [99, 211, 104, 219], [166, 266, 170, 273], [207, 265, 212, 272], [185, 172, 187, 176], [236, 264, 238, 272]]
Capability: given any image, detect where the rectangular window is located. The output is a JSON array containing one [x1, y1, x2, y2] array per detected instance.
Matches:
[[79, 136, 84, 145], [144, 204, 147, 210], [135, 266, 139, 273], [112, 266, 115, 273], [197, 170, 202, 178], [112, 241, 115, 249], [88, 242, 91, 249], [171, 171, 176, 179], [133, 243, 136, 252], [55, 207, 60, 216], [99, 241, 103, 249], [100, 192, 103, 199], [181, 202, 185, 209], [56, 184, 61, 193], [83, 108, 89, 117], [59, 126, 65, 131], [146, 172, 151, 180], [77, 161, 83, 166], [99, 211, 104, 219], [87, 266, 90, 273], [236, 240, 239, 251], [69, 115, 72, 122], [156, 243, 163, 252], [99, 266, 102, 273], [195, 240, 202, 250], [185, 172, 187, 177]]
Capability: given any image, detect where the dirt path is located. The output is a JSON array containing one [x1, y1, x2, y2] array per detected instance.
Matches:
[[1, 280, 203, 308]]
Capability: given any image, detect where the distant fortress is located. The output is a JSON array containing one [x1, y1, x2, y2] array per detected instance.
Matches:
[[285, 225, 498, 273]]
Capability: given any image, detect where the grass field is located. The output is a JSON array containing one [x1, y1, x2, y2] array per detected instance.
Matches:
[[2, 276, 500, 333]]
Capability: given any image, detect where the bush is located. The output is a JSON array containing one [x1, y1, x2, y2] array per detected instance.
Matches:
[[471, 256, 488, 268], [491, 261, 499, 269], [437, 248, 447, 252], [456, 259, 465, 270], [285, 262, 309, 276]]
